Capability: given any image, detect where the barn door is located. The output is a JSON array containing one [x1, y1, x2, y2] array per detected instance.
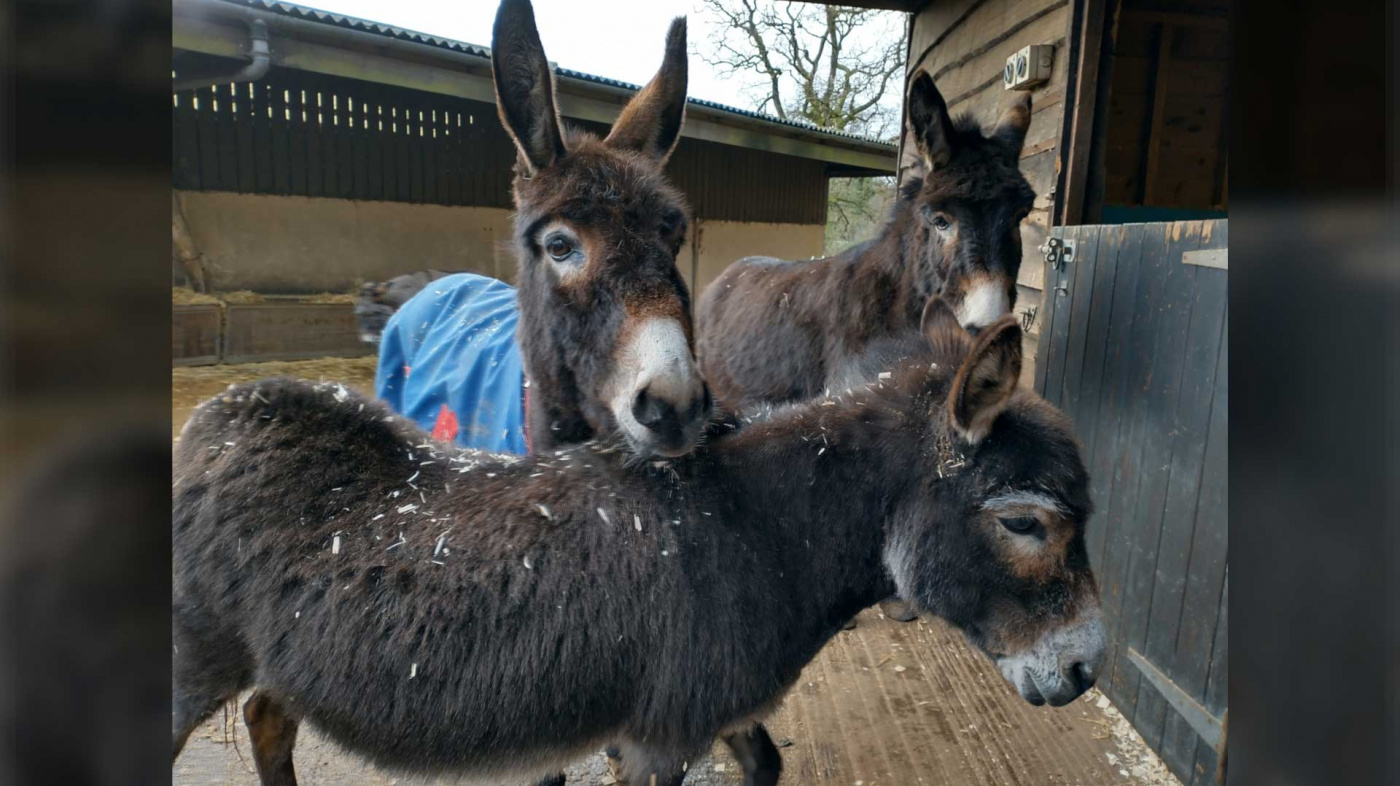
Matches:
[[1034, 219, 1228, 786]]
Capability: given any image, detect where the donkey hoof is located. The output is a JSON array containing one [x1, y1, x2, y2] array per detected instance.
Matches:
[[842, 616, 858, 630], [880, 598, 919, 622], [605, 744, 621, 759]]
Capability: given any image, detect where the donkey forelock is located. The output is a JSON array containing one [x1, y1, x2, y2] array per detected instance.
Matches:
[[493, 0, 707, 459]]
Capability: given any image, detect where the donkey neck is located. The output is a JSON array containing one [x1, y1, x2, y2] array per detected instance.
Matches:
[[708, 393, 922, 619], [515, 294, 598, 450], [840, 199, 931, 330]]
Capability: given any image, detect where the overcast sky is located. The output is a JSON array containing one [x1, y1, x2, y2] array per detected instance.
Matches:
[[292, 0, 905, 126]]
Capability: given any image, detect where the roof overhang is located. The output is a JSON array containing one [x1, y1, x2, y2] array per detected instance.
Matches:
[[172, 0, 896, 176]]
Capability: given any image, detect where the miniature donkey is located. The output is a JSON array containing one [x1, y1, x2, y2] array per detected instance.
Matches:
[[695, 72, 1037, 410], [494, 0, 708, 458], [172, 297, 1106, 785]]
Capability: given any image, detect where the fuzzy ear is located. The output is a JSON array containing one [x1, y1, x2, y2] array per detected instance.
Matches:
[[492, 0, 566, 174], [993, 91, 1032, 157], [947, 314, 1022, 444], [919, 296, 968, 361], [907, 71, 956, 170], [605, 17, 688, 162]]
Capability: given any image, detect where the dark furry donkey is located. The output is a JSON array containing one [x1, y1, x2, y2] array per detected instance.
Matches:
[[171, 298, 1106, 785], [493, 0, 709, 458], [695, 72, 1036, 409]]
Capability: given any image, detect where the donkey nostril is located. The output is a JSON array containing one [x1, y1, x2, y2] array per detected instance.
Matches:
[[632, 387, 676, 432], [1069, 661, 1094, 693]]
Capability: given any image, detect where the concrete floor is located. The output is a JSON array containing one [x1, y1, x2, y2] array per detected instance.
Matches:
[[172, 360, 1178, 786]]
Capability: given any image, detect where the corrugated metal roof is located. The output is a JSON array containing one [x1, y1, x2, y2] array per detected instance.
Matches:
[[214, 0, 895, 149]]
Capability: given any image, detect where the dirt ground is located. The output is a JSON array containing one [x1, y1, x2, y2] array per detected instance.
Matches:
[[172, 359, 1180, 786]]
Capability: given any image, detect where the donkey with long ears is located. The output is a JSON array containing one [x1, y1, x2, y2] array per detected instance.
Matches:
[[427, 0, 708, 459], [171, 298, 1105, 786], [695, 71, 1036, 410]]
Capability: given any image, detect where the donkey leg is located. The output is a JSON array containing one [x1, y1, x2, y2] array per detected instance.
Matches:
[[616, 740, 690, 786], [243, 691, 301, 786], [879, 597, 919, 622], [723, 723, 783, 786], [172, 605, 251, 761]]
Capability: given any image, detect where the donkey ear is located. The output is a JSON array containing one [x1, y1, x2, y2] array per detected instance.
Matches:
[[492, 0, 566, 174], [605, 17, 688, 162], [919, 296, 967, 360], [947, 314, 1022, 444], [992, 92, 1032, 158], [907, 71, 956, 170]]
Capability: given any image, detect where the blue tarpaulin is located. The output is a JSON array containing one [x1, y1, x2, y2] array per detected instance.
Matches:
[[375, 273, 528, 454]]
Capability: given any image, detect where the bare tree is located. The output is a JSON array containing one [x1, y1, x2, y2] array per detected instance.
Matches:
[[697, 0, 903, 253], [697, 0, 905, 138]]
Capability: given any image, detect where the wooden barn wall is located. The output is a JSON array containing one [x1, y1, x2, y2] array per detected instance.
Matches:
[[1035, 218, 1228, 786], [171, 61, 829, 226], [1100, 0, 1229, 211], [904, 0, 1075, 384]]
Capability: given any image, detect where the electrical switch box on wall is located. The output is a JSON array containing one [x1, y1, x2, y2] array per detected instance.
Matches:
[[1004, 44, 1053, 90]]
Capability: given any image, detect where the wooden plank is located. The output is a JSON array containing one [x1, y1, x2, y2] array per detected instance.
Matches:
[[1108, 220, 1205, 733], [321, 87, 341, 198], [423, 104, 439, 205], [1039, 225, 1083, 408], [351, 95, 370, 200], [1095, 220, 1172, 704], [366, 86, 385, 201], [1082, 223, 1145, 576], [172, 304, 222, 366], [336, 90, 356, 199], [396, 105, 412, 202], [251, 81, 275, 193], [288, 85, 308, 196], [174, 91, 203, 190], [231, 81, 256, 193], [410, 105, 426, 203], [216, 83, 241, 192], [194, 87, 221, 189], [1072, 223, 1122, 573], [1054, 223, 1101, 416], [305, 82, 324, 198], [1140, 24, 1175, 205], [1061, 0, 1111, 225], [1032, 227, 1064, 394], [1135, 221, 1227, 773], [270, 81, 291, 195], [1190, 572, 1228, 786], [223, 303, 372, 363]]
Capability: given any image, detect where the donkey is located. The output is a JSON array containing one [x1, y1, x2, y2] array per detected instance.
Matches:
[[695, 71, 1036, 411], [171, 297, 1106, 786], [378, 0, 709, 460], [353, 269, 451, 345]]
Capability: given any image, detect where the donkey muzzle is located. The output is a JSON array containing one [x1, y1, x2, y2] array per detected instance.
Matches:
[[996, 609, 1106, 707], [610, 317, 709, 458]]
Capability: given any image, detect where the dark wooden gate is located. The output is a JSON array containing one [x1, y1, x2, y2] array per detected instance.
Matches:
[[1034, 219, 1227, 786]]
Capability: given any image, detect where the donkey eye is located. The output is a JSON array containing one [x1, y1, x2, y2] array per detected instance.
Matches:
[[545, 236, 575, 261], [1000, 516, 1039, 535], [932, 214, 951, 231]]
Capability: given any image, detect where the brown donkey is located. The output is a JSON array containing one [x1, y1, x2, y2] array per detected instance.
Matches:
[[172, 298, 1104, 786], [695, 72, 1036, 410], [497, 0, 709, 458]]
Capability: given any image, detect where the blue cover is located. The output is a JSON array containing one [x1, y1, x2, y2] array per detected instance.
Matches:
[[375, 273, 528, 454]]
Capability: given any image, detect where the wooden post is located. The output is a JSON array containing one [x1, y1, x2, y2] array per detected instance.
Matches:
[[171, 191, 208, 293], [1139, 24, 1175, 206], [1059, 0, 1111, 226]]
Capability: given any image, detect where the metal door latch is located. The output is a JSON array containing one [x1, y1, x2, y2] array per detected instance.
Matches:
[[1041, 237, 1075, 271]]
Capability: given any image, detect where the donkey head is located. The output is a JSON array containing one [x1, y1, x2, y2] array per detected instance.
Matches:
[[904, 71, 1036, 333], [885, 298, 1104, 707], [492, 0, 710, 458]]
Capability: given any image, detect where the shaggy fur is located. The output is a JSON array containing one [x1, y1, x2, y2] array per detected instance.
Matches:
[[695, 72, 1036, 409], [171, 305, 1104, 785]]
